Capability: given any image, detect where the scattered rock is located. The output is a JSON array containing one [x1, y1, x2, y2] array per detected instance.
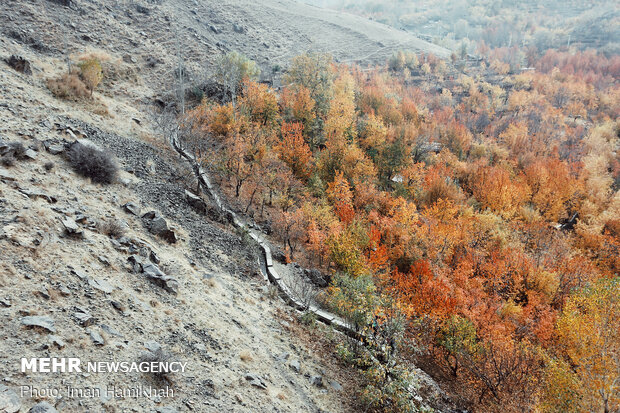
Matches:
[[101, 324, 123, 337], [156, 407, 178, 413], [0, 298, 11, 307], [289, 359, 300, 373], [88, 328, 105, 345], [109, 300, 125, 313], [0, 168, 16, 182], [21, 315, 56, 333], [128, 255, 179, 294], [142, 263, 179, 294], [70, 268, 88, 280], [210, 25, 220, 34], [37, 287, 50, 300], [65, 129, 77, 140], [61, 217, 83, 237], [245, 373, 267, 390], [46, 144, 65, 155], [233, 23, 246, 33], [122, 54, 136, 64], [45, 0, 72, 6], [98, 255, 110, 266], [185, 190, 207, 214], [74, 310, 95, 326], [23, 149, 38, 160], [6, 55, 32, 75], [145, 56, 161, 68], [122, 202, 140, 216], [330, 380, 342, 391], [49, 335, 66, 349], [0, 384, 21, 413], [57, 284, 71, 296], [136, 4, 151, 14], [274, 352, 289, 362], [28, 402, 58, 413], [149, 249, 160, 264], [310, 375, 323, 387], [88, 278, 114, 294], [144, 340, 162, 353], [19, 188, 57, 204]]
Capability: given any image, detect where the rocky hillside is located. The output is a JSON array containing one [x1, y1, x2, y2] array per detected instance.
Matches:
[[0, 78, 364, 413], [0, 1, 454, 412], [1, 0, 449, 100]]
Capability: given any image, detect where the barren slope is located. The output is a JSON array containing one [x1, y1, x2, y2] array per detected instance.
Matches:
[[0, 20, 361, 413], [1, 0, 449, 97]]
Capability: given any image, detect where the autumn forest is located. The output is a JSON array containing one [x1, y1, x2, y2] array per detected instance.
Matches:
[[179, 39, 619, 413]]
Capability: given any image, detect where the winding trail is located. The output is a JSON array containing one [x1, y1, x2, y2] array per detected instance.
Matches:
[[169, 134, 361, 339]]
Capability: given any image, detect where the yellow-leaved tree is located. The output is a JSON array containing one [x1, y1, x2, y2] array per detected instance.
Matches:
[[549, 278, 619, 413], [78, 58, 103, 96]]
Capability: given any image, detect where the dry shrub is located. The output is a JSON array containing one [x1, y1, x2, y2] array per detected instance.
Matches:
[[88, 102, 111, 117], [97, 219, 125, 238], [66, 142, 118, 184], [1, 142, 28, 166], [1, 153, 15, 167], [47, 71, 90, 100], [138, 348, 174, 383]]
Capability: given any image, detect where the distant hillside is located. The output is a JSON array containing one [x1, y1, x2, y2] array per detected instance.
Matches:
[[302, 0, 619, 56]]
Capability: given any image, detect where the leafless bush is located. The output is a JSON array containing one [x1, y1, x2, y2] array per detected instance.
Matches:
[[97, 219, 125, 238], [1, 153, 15, 167], [138, 348, 174, 383], [66, 142, 118, 184], [286, 270, 319, 311]]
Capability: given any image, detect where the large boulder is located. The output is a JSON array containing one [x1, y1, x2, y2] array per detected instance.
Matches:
[[185, 190, 207, 214], [21, 316, 56, 333], [142, 211, 177, 243], [0, 384, 20, 413], [128, 255, 179, 294]]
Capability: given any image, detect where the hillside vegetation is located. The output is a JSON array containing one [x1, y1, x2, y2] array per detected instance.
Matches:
[[182, 44, 619, 412], [0, 0, 618, 412]]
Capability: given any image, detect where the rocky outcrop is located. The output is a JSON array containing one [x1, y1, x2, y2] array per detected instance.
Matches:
[[128, 254, 179, 294], [141, 211, 177, 244], [21, 315, 56, 333]]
